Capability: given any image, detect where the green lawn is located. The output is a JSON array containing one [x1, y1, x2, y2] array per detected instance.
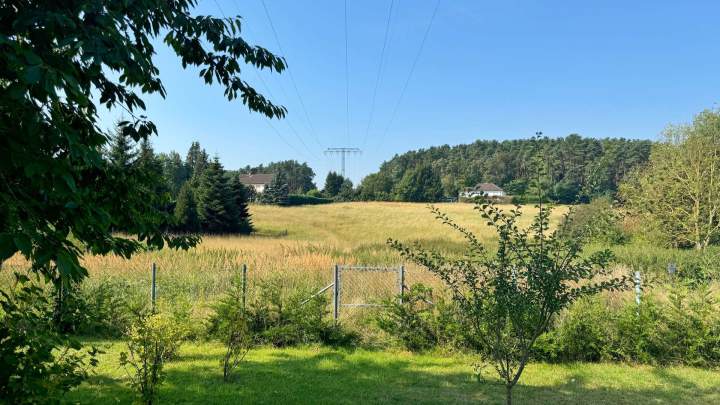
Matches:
[[68, 341, 720, 404]]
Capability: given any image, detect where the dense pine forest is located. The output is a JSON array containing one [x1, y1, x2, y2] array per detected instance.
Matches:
[[357, 135, 652, 203]]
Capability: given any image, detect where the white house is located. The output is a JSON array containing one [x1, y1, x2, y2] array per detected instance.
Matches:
[[459, 183, 506, 199], [238, 173, 274, 194]]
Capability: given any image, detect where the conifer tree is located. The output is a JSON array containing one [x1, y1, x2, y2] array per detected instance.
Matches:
[[230, 177, 253, 234], [107, 125, 136, 168], [197, 158, 235, 233], [174, 182, 200, 232], [186, 141, 209, 182], [261, 172, 289, 205], [324, 171, 344, 197]]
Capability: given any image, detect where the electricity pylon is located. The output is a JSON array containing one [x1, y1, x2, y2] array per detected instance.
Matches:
[[324, 148, 361, 178]]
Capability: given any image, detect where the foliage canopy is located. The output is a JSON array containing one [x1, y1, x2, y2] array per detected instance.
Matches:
[[0, 0, 284, 283]]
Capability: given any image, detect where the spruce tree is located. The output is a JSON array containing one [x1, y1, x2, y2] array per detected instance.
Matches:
[[261, 172, 289, 205], [324, 171, 344, 197], [197, 157, 235, 233], [186, 141, 209, 182], [107, 124, 136, 168], [230, 177, 253, 234], [174, 182, 200, 232]]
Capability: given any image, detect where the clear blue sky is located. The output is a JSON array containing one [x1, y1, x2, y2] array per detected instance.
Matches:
[[99, 0, 720, 185]]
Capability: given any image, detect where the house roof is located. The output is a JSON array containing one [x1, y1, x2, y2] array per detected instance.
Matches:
[[474, 183, 504, 192], [238, 173, 274, 185]]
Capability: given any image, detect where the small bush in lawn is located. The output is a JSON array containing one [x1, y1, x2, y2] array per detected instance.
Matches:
[[120, 312, 185, 405], [206, 274, 254, 382], [375, 284, 461, 351], [534, 296, 614, 362], [0, 274, 98, 404], [236, 278, 359, 348]]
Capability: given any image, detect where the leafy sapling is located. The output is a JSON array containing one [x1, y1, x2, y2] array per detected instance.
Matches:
[[389, 201, 631, 405]]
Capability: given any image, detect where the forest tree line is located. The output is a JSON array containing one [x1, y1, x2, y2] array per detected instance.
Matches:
[[356, 135, 652, 203], [107, 132, 253, 234]]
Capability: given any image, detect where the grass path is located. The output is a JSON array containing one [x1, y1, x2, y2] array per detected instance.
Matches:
[[68, 341, 720, 404]]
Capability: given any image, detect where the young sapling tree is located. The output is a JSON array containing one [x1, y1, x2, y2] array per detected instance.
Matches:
[[389, 201, 631, 405]]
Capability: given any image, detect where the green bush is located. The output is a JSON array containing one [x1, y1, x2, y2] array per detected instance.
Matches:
[[0, 275, 98, 404], [374, 284, 462, 352], [120, 311, 186, 405], [207, 278, 358, 348], [558, 197, 628, 245], [534, 296, 613, 362], [207, 274, 254, 382], [285, 194, 333, 206], [534, 286, 720, 366]]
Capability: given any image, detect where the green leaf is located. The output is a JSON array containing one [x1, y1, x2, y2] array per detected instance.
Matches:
[[0, 234, 17, 261], [13, 235, 32, 256], [62, 174, 77, 193], [23, 65, 43, 84]]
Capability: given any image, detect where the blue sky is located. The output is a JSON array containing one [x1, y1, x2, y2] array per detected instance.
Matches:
[[99, 0, 720, 185]]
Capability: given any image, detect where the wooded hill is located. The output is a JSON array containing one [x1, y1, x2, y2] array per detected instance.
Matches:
[[358, 135, 652, 203]]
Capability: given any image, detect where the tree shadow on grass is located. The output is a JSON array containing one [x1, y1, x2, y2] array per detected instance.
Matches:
[[68, 350, 720, 405]]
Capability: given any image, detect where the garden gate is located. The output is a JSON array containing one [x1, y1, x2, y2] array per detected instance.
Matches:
[[329, 264, 405, 322]]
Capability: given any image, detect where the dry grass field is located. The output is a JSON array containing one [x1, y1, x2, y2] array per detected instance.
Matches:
[[3, 202, 569, 310]]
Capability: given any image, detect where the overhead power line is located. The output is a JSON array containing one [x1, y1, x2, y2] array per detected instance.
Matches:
[[325, 147, 361, 178], [213, 0, 315, 162], [362, 0, 396, 148], [374, 0, 441, 153], [259, 0, 325, 151], [344, 0, 350, 145]]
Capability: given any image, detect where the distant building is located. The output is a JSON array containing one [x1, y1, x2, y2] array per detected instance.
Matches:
[[238, 173, 274, 194], [459, 183, 506, 199]]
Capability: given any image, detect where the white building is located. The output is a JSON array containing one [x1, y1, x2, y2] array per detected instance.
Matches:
[[459, 183, 506, 199], [238, 173, 274, 194]]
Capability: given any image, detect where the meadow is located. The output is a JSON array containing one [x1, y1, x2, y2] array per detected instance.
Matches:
[[3, 202, 567, 309], [4, 202, 720, 404]]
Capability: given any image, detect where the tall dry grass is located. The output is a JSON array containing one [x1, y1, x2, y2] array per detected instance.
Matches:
[[2, 202, 569, 312]]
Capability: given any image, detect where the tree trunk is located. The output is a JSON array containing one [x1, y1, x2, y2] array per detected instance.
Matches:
[[506, 384, 513, 405]]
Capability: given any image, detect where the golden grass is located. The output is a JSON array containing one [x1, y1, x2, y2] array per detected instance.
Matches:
[[3, 202, 568, 310]]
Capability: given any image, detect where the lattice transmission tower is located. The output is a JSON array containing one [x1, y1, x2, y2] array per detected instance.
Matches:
[[324, 147, 361, 177]]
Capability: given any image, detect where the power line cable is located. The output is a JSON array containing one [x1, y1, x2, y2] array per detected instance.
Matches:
[[259, 0, 325, 151], [344, 1, 351, 145], [361, 0, 395, 148], [212, 0, 313, 161], [373, 0, 441, 153]]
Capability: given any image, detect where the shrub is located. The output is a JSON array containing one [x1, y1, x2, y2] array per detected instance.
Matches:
[[375, 284, 461, 351], [120, 312, 185, 405], [207, 274, 254, 381], [67, 279, 146, 338], [207, 278, 359, 349], [534, 296, 613, 362], [286, 194, 333, 206], [534, 285, 720, 366], [558, 197, 628, 245], [248, 279, 358, 347], [0, 275, 98, 404]]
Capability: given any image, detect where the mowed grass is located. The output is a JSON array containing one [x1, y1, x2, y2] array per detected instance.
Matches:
[[68, 340, 720, 404]]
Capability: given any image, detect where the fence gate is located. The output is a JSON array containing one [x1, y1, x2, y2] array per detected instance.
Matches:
[[332, 264, 404, 323]]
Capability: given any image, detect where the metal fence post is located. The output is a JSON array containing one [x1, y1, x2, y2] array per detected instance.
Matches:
[[151, 262, 157, 312], [333, 264, 340, 324], [242, 264, 247, 311], [398, 264, 405, 305], [634, 270, 642, 310]]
